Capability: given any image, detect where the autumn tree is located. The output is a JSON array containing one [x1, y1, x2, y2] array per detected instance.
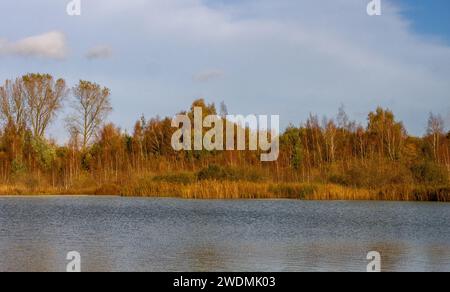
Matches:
[[131, 117, 146, 170], [67, 80, 112, 150], [323, 118, 337, 163], [368, 107, 406, 161], [426, 112, 445, 162], [0, 79, 27, 163], [280, 126, 302, 170], [21, 73, 68, 138], [0, 78, 27, 132], [305, 114, 324, 168], [96, 123, 126, 180], [143, 117, 175, 157]]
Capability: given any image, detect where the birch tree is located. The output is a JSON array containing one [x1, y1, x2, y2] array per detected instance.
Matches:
[[68, 80, 112, 149], [427, 112, 445, 162]]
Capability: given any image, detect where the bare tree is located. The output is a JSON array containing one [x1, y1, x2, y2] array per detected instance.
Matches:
[[68, 80, 112, 149], [0, 78, 27, 131], [21, 73, 68, 138], [219, 101, 228, 119]]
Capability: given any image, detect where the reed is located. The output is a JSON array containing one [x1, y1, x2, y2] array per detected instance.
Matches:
[[100, 178, 450, 201], [0, 172, 448, 202]]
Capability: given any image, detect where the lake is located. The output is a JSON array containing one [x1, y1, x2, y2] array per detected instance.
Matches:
[[0, 197, 449, 272]]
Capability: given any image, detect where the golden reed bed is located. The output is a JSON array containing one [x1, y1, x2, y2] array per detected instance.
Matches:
[[0, 181, 448, 202]]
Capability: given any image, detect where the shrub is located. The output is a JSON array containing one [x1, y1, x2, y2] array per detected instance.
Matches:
[[412, 186, 450, 202], [71, 173, 98, 189], [11, 159, 27, 178], [198, 165, 234, 181], [411, 161, 449, 185], [328, 160, 414, 188], [153, 173, 195, 185], [197, 165, 265, 182], [95, 184, 121, 195], [269, 184, 317, 199], [31, 138, 57, 170], [25, 176, 39, 191]]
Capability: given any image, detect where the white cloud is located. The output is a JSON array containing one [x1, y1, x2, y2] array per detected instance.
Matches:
[[86, 45, 113, 60], [193, 69, 224, 82], [0, 31, 68, 60]]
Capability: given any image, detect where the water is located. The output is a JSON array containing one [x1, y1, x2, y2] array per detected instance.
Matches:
[[0, 197, 449, 272]]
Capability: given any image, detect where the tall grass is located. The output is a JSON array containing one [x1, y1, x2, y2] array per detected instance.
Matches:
[[0, 170, 448, 202], [104, 178, 449, 201], [120, 179, 315, 199]]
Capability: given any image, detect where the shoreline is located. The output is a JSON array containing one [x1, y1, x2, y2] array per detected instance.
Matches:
[[0, 194, 449, 204]]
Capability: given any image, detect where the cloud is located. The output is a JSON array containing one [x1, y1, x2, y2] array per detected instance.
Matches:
[[2, 0, 450, 136], [74, 0, 450, 134], [86, 45, 113, 60], [193, 69, 224, 82], [0, 31, 68, 60]]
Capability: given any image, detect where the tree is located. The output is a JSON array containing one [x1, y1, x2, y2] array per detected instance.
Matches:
[[0, 78, 27, 132], [324, 118, 337, 163], [368, 107, 406, 161], [21, 73, 68, 138], [427, 112, 445, 162], [96, 123, 126, 179], [219, 101, 228, 119], [30, 137, 57, 171], [280, 126, 302, 170], [131, 118, 145, 169], [305, 114, 324, 167], [0, 79, 27, 163], [337, 104, 349, 130], [68, 80, 112, 149]]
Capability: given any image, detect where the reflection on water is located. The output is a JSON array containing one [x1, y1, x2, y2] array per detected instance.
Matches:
[[0, 197, 449, 272]]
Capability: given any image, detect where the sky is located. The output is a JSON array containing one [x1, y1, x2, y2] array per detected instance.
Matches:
[[0, 0, 449, 142]]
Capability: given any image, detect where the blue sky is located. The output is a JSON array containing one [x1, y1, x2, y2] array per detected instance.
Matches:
[[396, 0, 450, 43], [0, 0, 450, 142]]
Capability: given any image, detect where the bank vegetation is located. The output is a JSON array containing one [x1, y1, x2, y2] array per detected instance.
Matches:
[[0, 74, 449, 201]]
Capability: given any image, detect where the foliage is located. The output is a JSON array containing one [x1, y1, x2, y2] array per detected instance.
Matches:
[[197, 165, 265, 182], [30, 137, 57, 170], [11, 158, 27, 177], [411, 161, 449, 186], [268, 184, 316, 199], [328, 160, 413, 188], [153, 173, 196, 185], [0, 74, 449, 201]]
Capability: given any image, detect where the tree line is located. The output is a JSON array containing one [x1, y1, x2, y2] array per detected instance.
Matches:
[[0, 73, 448, 191]]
